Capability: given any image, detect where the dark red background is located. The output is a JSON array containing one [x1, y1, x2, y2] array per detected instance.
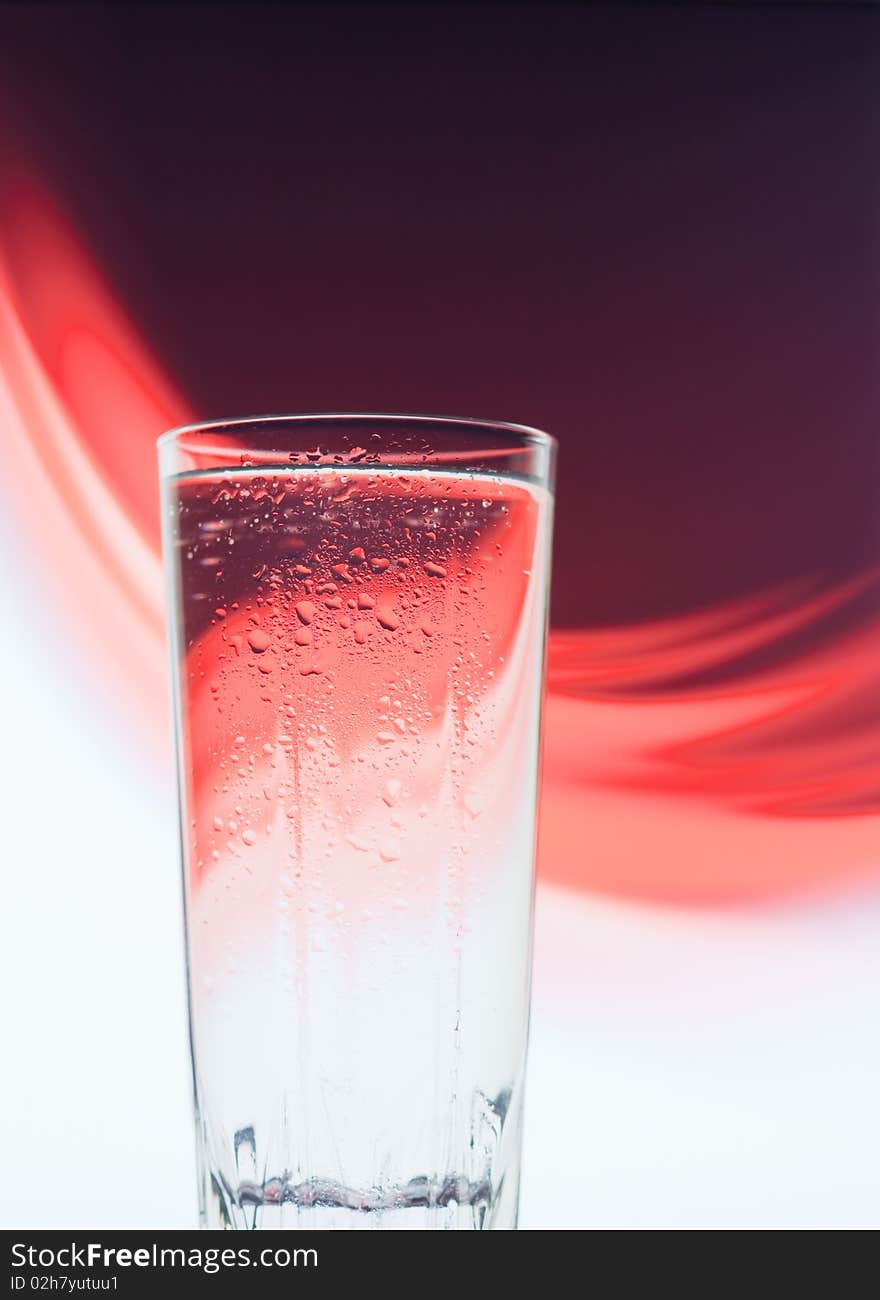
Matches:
[[0, 2, 877, 627]]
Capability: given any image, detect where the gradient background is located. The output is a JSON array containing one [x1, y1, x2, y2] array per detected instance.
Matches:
[[0, 2, 877, 1228]]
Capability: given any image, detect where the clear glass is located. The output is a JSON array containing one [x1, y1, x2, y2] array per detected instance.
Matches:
[[159, 415, 556, 1229]]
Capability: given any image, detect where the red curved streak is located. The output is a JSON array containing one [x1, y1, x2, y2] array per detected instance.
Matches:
[[1, 176, 877, 902]]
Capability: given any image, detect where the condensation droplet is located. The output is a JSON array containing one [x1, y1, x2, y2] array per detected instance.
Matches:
[[377, 607, 400, 631], [247, 628, 271, 653]]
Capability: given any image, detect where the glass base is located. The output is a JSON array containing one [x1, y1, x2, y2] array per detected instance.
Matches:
[[200, 1166, 521, 1230]]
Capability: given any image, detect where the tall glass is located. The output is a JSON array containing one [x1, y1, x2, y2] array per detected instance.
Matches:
[[159, 415, 555, 1229]]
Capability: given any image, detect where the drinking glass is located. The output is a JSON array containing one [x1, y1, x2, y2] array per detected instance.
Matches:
[[159, 415, 556, 1229]]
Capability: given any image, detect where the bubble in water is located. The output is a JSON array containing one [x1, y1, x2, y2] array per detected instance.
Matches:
[[247, 628, 271, 653], [464, 790, 484, 819]]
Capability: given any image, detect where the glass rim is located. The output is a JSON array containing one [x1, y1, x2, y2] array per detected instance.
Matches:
[[157, 411, 557, 454]]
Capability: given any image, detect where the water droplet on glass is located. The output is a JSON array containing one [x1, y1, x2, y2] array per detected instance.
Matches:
[[247, 628, 271, 653], [377, 607, 400, 632]]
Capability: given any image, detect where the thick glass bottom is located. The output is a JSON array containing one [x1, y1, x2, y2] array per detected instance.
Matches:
[[201, 1167, 521, 1230]]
